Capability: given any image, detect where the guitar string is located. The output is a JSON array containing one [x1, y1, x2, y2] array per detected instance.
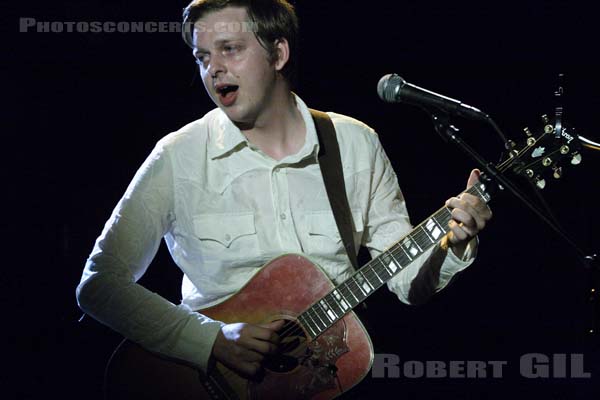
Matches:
[[264, 182, 481, 345], [265, 189, 469, 353], [232, 211, 465, 375], [278, 183, 486, 342], [260, 203, 458, 356]]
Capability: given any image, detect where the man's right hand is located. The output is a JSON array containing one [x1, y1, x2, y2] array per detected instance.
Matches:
[[211, 320, 284, 379]]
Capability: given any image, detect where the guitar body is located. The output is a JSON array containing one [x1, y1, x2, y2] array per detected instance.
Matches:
[[105, 254, 374, 400]]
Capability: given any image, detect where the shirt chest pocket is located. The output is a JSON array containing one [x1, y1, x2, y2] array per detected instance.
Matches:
[[305, 210, 364, 257], [193, 212, 260, 263]]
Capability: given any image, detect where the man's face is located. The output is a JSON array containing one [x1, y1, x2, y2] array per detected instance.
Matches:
[[193, 7, 280, 126]]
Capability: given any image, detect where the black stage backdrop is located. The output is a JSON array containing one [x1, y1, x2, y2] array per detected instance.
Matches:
[[6, 1, 600, 399]]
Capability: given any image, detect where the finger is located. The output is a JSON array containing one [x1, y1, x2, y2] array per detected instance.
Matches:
[[226, 341, 266, 362], [255, 320, 284, 343], [236, 324, 280, 353], [259, 319, 285, 332], [466, 168, 481, 189], [447, 221, 471, 243], [451, 206, 484, 232], [446, 197, 488, 231], [245, 337, 279, 355], [460, 193, 493, 221]]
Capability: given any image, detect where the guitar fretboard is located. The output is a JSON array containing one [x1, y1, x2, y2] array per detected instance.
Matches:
[[298, 182, 491, 339]]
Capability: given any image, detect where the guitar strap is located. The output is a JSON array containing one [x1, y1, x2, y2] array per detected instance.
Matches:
[[310, 109, 359, 272]]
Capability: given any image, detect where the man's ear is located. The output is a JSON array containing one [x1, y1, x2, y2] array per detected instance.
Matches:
[[273, 38, 290, 72]]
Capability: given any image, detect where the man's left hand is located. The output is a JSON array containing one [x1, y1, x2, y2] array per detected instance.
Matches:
[[444, 169, 493, 258]]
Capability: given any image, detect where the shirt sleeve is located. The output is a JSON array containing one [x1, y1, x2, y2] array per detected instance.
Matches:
[[76, 140, 224, 372], [361, 134, 476, 305]]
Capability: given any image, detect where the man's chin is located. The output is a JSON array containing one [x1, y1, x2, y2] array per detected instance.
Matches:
[[221, 107, 255, 130]]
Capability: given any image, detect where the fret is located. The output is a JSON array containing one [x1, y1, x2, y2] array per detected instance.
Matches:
[[378, 253, 394, 275], [403, 235, 421, 258], [315, 302, 332, 324], [319, 299, 338, 323], [376, 257, 394, 277], [340, 282, 360, 305], [410, 225, 432, 248], [397, 243, 413, 262], [410, 234, 423, 252], [471, 183, 491, 203], [348, 276, 365, 304], [419, 224, 435, 244], [425, 217, 446, 240], [363, 268, 384, 291], [298, 314, 317, 338], [308, 305, 327, 330], [355, 272, 373, 296], [357, 268, 376, 293], [370, 263, 385, 284], [324, 295, 345, 319], [438, 207, 453, 224], [332, 289, 350, 312], [305, 309, 323, 334], [388, 249, 404, 271]]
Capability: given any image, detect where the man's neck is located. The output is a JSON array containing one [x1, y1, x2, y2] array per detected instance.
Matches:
[[240, 89, 306, 161]]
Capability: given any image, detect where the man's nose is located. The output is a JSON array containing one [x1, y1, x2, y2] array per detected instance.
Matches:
[[207, 53, 226, 79]]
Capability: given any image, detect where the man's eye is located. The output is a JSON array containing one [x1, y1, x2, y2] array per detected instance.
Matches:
[[195, 55, 208, 65]]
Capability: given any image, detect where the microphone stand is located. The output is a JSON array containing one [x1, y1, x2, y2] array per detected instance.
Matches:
[[429, 111, 599, 336]]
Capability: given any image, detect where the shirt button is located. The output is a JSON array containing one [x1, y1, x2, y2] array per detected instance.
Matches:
[[280, 213, 287, 220], [224, 234, 231, 241]]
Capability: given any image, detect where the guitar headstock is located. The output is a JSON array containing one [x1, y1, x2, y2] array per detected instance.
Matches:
[[500, 114, 583, 189]]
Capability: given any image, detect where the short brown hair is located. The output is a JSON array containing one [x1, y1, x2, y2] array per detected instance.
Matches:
[[182, 0, 299, 85]]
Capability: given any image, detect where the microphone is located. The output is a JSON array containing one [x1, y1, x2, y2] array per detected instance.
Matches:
[[377, 73, 489, 122]]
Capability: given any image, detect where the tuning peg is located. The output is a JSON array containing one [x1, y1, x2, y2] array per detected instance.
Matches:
[[542, 157, 552, 167], [553, 166, 562, 179], [571, 152, 582, 165], [544, 124, 554, 134], [524, 127, 532, 137], [535, 176, 547, 189], [560, 145, 570, 155], [542, 114, 550, 124], [506, 141, 519, 158]]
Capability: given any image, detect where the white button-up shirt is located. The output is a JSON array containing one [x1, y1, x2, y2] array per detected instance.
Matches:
[[77, 95, 473, 371]]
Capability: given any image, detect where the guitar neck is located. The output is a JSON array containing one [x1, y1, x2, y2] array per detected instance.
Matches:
[[298, 182, 491, 339]]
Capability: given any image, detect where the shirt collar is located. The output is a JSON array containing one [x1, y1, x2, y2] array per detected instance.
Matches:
[[207, 94, 320, 162]]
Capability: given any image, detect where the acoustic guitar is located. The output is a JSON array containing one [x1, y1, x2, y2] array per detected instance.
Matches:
[[104, 115, 583, 399]]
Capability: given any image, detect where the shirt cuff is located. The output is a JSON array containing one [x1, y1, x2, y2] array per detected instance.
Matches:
[[438, 236, 478, 288], [167, 313, 225, 373]]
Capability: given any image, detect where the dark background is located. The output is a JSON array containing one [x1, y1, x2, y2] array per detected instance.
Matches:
[[6, 0, 600, 398]]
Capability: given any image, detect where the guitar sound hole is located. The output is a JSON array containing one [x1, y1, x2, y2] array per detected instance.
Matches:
[[263, 319, 307, 373]]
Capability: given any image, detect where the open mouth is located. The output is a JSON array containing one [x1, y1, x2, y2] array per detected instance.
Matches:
[[216, 85, 239, 106], [216, 85, 239, 95]]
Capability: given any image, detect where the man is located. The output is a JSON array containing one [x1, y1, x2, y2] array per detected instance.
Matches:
[[77, 0, 492, 392]]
